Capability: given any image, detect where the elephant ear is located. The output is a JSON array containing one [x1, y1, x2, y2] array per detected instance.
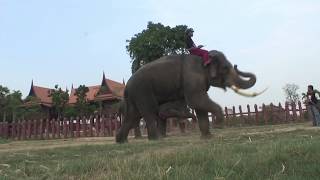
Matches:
[[208, 50, 221, 79]]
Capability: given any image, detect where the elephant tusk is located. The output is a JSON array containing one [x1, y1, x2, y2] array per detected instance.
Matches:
[[230, 85, 268, 97]]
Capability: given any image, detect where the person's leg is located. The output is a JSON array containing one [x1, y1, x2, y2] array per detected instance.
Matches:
[[189, 48, 210, 65]]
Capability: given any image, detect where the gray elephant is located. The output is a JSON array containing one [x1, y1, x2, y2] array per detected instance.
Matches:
[[116, 50, 258, 143]]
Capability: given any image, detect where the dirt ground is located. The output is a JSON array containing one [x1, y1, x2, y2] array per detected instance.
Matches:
[[0, 122, 317, 153]]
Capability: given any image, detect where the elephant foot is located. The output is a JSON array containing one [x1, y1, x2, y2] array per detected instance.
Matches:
[[200, 133, 212, 140], [134, 135, 143, 139], [148, 133, 160, 141], [116, 133, 128, 143]]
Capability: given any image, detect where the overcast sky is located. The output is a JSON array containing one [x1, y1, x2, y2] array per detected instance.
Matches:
[[0, 0, 319, 107]]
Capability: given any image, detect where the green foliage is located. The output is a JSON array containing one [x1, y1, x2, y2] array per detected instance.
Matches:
[[74, 85, 90, 116], [22, 97, 43, 120], [126, 22, 189, 73], [283, 83, 300, 104], [48, 85, 69, 118]]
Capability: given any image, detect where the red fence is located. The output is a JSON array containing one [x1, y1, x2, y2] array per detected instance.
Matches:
[[0, 101, 311, 140]]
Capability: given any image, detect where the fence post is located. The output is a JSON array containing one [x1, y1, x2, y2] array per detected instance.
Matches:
[[27, 120, 32, 139], [63, 118, 68, 139], [298, 101, 303, 121], [224, 107, 229, 126], [76, 117, 80, 138], [232, 106, 236, 118], [11, 120, 16, 139], [51, 118, 56, 139], [95, 115, 100, 136], [292, 102, 297, 122], [88, 116, 93, 137], [33, 119, 37, 139], [278, 103, 283, 124], [254, 104, 259, 125], [101, 115, 106, 137], [56, 118, 61, 139], [82, 116, 87, 137], [285, 102, 289, 122], [262, 103, 266, 125], [270, 103, 274, 124], [21, 120, 26, 140], [108, 115, 112, 136], [3, 122, 9, 139], [39, 119, 44, 140], [45, 119, 50, 140], [247, 105, 251, 125], [70, 117, 74, 138]]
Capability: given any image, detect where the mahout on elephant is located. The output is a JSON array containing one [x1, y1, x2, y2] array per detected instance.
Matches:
[[116, 50, 261, 143]]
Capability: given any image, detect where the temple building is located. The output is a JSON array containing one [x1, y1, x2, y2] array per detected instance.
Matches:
[[24, 80, 55, 118], [69, 73, 125, 114], [24, 73, 125, 118]]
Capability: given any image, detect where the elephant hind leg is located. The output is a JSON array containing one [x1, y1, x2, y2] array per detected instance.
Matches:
[[116, 102, 140, 143], [135, 95, 161, 140]]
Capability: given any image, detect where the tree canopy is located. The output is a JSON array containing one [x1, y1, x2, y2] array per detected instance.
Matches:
[[48, 85, 69, 118], [283, 83, 300, 104], [126, 22, 190, 73]]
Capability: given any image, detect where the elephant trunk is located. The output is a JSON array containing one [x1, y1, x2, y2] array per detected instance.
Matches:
[[233, 65, 256, 89]]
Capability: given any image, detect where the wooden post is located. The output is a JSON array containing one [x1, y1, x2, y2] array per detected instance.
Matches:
[[298, 101, 303, 121], [270, 103, 274, 124], [76, 117, 80, 138], [285, 102, 289, 122], [21, 120, 26, 140], [224, 107, 229, 126], [95, 115, 100, 136], [232, 106, 236, 118], [70, 117, 74, 138], [27, 120, 32, 139], [33, 119, 38, 139], [89, 116, 93, 137], [247, 105, 251, 125], [55, 118, 61, 139], [262, 104, 266, 125], [11, 121, 16, 139], [292, 102, 297, 122], [278, 103, 283, 124], [63, 118, 68, 139], [254, 104, 259, 125], [114, 116, 118, 136], [82, 116, 87, 137], [39, 119, 44, 140], [45, 119, 50, 140], [108, 115, 112, 136], [101, 115, 106, 137], [3, 122, 8, 139], [238, 105, 244, 125], [52, 118, 56, 139]]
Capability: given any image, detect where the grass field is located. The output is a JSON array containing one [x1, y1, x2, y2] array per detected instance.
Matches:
[[0, 122, 319, 180]]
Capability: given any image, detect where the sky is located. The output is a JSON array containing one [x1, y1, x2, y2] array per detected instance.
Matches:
[[0, 0, 320, 108]]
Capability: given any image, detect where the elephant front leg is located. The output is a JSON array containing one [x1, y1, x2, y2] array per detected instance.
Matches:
[[187, 93, 224, 132], [195, 109, 211, 138]]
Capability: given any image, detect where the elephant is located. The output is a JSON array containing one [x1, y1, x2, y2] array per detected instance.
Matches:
[[116, 50, 259, 143]]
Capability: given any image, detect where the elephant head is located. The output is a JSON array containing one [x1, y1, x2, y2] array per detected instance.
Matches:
[[207, 50, 264, 96]]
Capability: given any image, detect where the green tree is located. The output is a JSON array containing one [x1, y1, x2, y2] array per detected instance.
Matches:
[[126, 22, 189, 73], [5, 90, 23, 122], [49, 85, 69, 118], [23, 96, 43, 120], [74, 85, 90, 116], [283, 83, 300, 104], [0, 85, 10, 121]]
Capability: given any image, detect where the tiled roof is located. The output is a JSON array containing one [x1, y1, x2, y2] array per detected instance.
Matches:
[[69, 78, 125, 104], [28, 85, 54, 106]]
